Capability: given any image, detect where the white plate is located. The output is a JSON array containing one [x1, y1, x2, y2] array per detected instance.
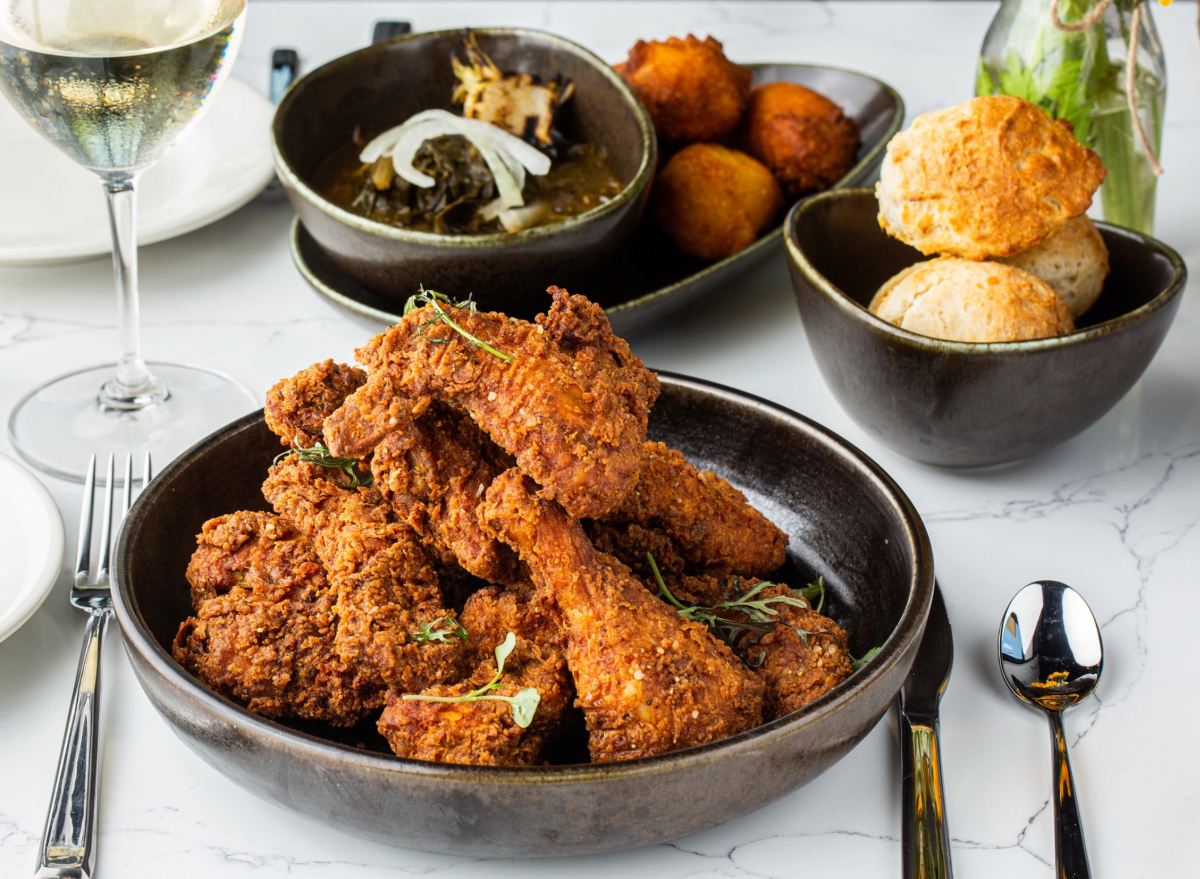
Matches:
[[0, 452, 65, 644], [0, 77, 276, 266]]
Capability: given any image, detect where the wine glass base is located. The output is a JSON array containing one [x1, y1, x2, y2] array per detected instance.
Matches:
[[8, 361, 258, 483]]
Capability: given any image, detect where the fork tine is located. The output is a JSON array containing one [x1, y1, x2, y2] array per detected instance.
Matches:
[[121, 454, 133, 520], [95, 455, 116, 580], [142, 452, 153, 488], [74, 455, 96, 586]]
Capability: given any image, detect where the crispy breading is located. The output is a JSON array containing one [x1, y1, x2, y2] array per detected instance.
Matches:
[[737, 81, 860, 197], [332, 287, 659, 519], [370, 403, 522, 586], [616, 35, 751, 144], [479, 469, 765, 763], [262, 456, 469, 693], [264, 360, 366, 448], [652, 143, 783, 261], [735, 584, 853, 720], [173, 511, 379, 725]]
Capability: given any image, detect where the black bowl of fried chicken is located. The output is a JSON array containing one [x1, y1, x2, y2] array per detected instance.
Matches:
[[113, 289, 934, 856]]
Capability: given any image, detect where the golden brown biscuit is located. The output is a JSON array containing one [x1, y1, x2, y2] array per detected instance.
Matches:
[[998, 215, 1109, 318], [869, 257, 1075, 342], [652, 143, 784, 261], [616, 35, 751, 144], [876, 96, 1106, 260], [736, 82, 860, 196]]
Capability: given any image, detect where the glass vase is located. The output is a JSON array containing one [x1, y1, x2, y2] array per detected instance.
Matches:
[[977, 0, 1166, 235]]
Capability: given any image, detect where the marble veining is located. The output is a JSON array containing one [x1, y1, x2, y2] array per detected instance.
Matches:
[[1, 3, 1198, 877]]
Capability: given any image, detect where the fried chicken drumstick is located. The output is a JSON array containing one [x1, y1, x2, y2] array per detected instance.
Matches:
[[479, 468, 765, 762], [265, 359, 367, 449], [328, 287, 660, 519]]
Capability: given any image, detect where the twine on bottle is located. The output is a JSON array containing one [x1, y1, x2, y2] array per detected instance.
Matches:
[[1050, 0, 1163, 175]]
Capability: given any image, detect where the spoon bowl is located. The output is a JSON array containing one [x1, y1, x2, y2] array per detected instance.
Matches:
[[998, 580, 1103, 879]]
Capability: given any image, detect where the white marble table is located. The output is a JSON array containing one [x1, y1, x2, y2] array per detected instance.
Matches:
[[2, 2, 1198, 876]]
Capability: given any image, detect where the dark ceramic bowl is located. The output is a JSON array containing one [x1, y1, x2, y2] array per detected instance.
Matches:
[[272, 28, 655, 318], [785, 189, 1188, 467], [112, 374, 934, 857]]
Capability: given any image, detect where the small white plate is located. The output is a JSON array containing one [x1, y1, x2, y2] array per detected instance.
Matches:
[[0, 452, 65, 644], [0, 76, 276, 266]]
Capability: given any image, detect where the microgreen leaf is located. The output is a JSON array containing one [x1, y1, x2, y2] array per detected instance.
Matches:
[[274, 441, 372, 489], [507, 687, 541, 729], [851, 646, 882, 672], [408, 616, 470, 644], [403, 286, 513, 362], [493, 630, 517, 677]]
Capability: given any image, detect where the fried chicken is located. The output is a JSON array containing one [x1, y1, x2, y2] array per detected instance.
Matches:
[[173, 511, 379, 725], [735, 584, 854, 720], [597, 441, 788, 578], [262, 456, 468, 693], [332, 287, 659, 519], [479, 469, 764, 762], [264, 359, 367, 448], [370, 403, 522, 586]]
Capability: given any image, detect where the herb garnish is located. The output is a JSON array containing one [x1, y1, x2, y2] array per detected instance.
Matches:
[[274, 441, 372, 489], [645, 552, 832, 648], [403, 287, 513, 363], [402, 631, 540, 728], [851, 647, 881, 672], [408, 616, 470, 644]]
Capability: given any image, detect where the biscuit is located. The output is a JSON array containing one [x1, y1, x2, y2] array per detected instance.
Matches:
[[876, 96, 1106, 260], [869, 257, 1075, 343], [998, 215, 1109, 318]]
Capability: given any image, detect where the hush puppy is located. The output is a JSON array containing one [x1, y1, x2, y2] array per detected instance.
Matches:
[[737, 82, 860, 197], [997, 215, 1109, 318], [653, 143, 783, 261], [616, 35, 751, 144]]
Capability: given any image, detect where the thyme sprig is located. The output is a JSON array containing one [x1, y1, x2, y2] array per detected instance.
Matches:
[[645, 552, 830, 648], [403, 287, 513, 363], [402, 631, 540, 728], [408, 616, 470, 644], [274, 441, 372, 489]]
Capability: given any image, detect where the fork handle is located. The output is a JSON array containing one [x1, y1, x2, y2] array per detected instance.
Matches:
[[35, 608, 109, 879], [900, 705, 953, 879]]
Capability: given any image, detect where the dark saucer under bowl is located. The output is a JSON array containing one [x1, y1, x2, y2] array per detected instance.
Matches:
[[112, 374, 934, 857], [785, 188, 1188, 467], [285, 61, 903, 337]]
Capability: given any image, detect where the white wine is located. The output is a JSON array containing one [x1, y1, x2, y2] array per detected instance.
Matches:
[[0, 0, 245, 172]]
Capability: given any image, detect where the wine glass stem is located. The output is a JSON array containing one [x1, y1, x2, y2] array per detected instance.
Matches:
[[99, 174, 167, 411]]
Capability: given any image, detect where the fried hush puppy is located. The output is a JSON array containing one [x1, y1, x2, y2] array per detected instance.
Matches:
[[737, 81, 860, 197], [653, 143, 783, 261], [616, 35, 751, 144]]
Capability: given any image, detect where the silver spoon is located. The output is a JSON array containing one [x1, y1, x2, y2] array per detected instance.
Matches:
[[998, 580, 1103, 879]]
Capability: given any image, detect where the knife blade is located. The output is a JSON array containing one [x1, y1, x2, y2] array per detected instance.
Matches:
[[898, 582, 954, 879]]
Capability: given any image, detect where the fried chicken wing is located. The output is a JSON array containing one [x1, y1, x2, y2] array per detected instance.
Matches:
[[334, 287, 659, 519], [262, 456, 468, 693], [736, 584, 853, 720], [370, 403, 522, 586], [173, 511, 379, 725], [479, 469, 764, 762], [600, 441, 787, 577], [264, 360, 367, 448]]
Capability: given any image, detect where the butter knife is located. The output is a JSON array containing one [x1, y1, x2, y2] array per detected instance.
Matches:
[[898, 583, 954, 879]]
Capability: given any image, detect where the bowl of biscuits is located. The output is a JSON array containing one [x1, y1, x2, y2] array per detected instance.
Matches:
[[785, 95, 1187, 467]]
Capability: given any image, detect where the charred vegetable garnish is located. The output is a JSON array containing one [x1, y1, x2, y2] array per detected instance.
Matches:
[[645, 552, 832, 649], [409, 616, 470, 644], [452, 31, 575, 146], [274, 442, 372, 489], [403, 287, 514, 362], [403, 632, 541, 728]]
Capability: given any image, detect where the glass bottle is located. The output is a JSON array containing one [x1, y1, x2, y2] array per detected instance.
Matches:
[[977, 0, 1166, 235]]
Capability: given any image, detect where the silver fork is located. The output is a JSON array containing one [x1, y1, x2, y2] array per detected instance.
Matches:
[[35, 453, 152, 879]]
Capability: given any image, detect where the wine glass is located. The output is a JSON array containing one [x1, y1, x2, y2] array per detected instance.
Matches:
[[0, 0, 256, 482]]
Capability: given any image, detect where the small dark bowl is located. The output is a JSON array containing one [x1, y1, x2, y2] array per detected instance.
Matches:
[[272, 28, 656, 318], [785, 189, 1188, 467], [112, 374, 934, 857]]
